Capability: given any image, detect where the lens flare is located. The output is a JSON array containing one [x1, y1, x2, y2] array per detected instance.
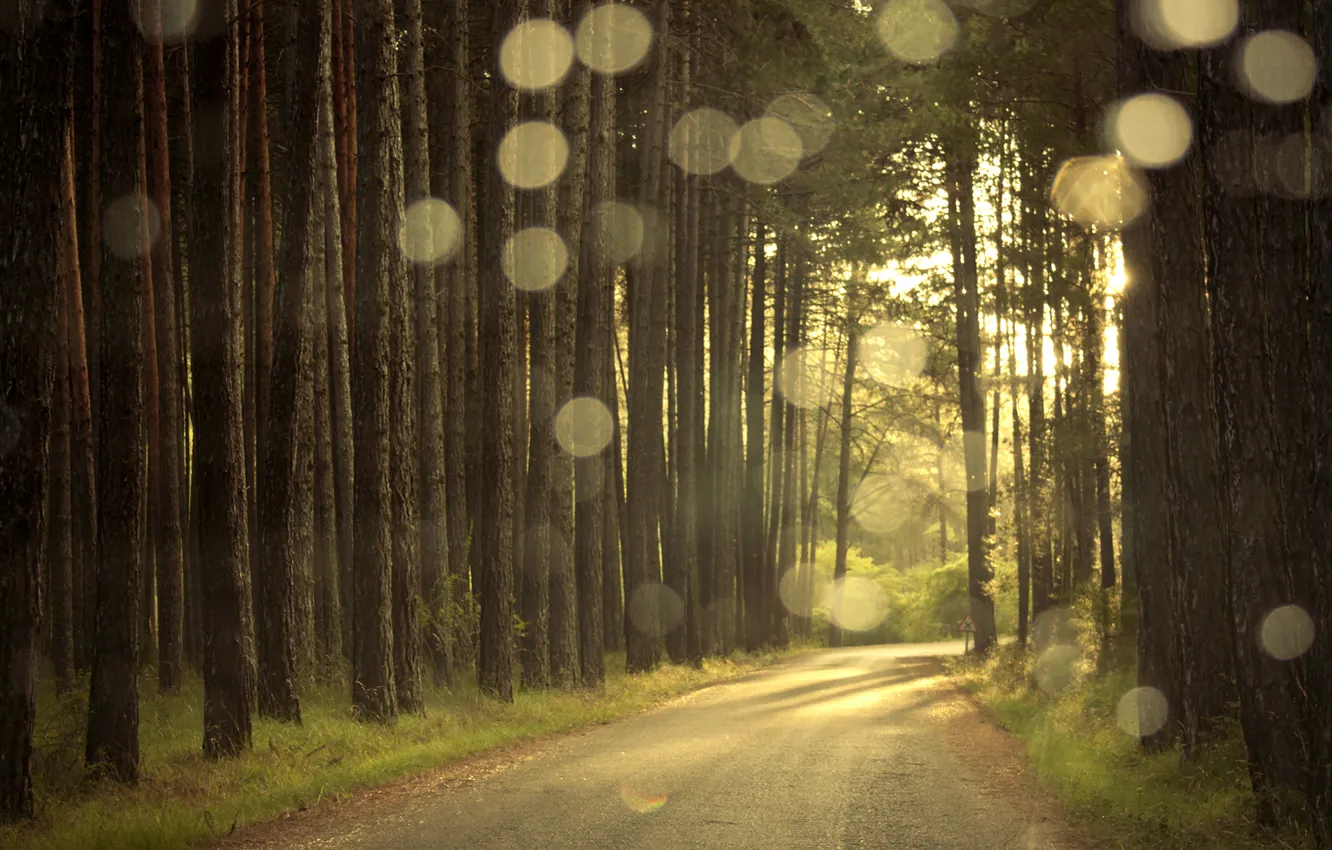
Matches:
[[1050, 155, 1148, 230], [858, 322, 926, 388], [500, 18, 575, 91], [776, 345, 837, 410], [851, 473, 909, 534], [398, 198, 462, 265], [764, 93, 834, 157], [1034, 644, 1082, 694], [589, 201, 645, 264], [1108, 93, 1193, 169], [576, 3, 654, 75], [626, 583, 685, 639], [619, 784, 669, 814], [730, 117, 803, 185], [555, 397, 614, 457], [1133, 0, 1238, 49], [499, 122, 570, 190], [104, 194, 162, 259], [877, 0, 958, 65], [1238, 30, 1317, 105], [503, 228, 569, 292], [1116, 687, 1170, 737], [1260, 605, 1315, 661], [827, 576, 889, 632], [669, 108, 740, 176], [135, 0, 200, 44]]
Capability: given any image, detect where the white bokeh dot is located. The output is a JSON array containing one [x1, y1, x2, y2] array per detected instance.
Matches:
[[500, 18, 575, 91], [498, 122, 570, 190], [503, 228, 569, 292], [1238, 30, 1317, 105]]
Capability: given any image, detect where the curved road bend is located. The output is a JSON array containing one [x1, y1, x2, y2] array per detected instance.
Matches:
[[234, 642, 1096, 850]]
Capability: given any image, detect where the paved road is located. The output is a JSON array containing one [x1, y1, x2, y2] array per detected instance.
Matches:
[[248, 642, 1091, 850]]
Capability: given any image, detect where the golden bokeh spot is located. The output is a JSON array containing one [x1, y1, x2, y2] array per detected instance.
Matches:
[[1049, 155, 1148, 230], [589, 201, 645, 264], [1260, 605, 1315, 661], [1108, 93, 1193, 169], [877, 0, 958, 65], [576, 3, 654, 76], [500, 18, 575, 91], [776, 345, 836, 410], [502, 227, 569, 292], [826, 576, 889, 632], [730, 117, 803, 186], [135, 0, 200, 44], [1133, 0, 1237, 49], [764, 93, 834, 158], [668, 108, 739, 176], [398, 198, 462, 265], [498, 121, 570, 190], [1238, 30, 1317, 105], [857, 322, 926, 388], [554, 396, 614, 457], [1116, 687, 1170, 737]]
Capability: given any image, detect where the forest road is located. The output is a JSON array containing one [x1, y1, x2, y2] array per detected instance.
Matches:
[[226, 643, 1098, 850]]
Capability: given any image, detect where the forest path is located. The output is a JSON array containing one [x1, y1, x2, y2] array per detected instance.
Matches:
[[223, 643, 1099, 850]]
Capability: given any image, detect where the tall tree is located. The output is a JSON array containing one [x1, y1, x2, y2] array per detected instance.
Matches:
[[87, 0, 148, 783], [742, 220, 767, 651], [0, 0, 74, 817], [476, 0, 524, 701], [829, 301, 857, 649], [193, 0, 258, 760], [352, 0, 403, 722]]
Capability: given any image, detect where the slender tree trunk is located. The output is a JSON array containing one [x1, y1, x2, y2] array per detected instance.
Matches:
[[143, 0, 184, 694], [829, 305, 857, 649], [948, 154, 996, 654], [743, 221, 767, 651], [48, 127, 75, 694], [775, 245, 801, 649]]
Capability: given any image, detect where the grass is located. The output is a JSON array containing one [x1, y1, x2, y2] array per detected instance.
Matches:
[[6, 648, 802, 850], [949, 645, 1313, 850]]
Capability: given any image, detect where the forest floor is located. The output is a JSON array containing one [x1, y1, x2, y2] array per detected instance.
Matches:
[[205, 642, 1098, 850], [4, 649, 800, 850], [952, 646, 1315, 850]]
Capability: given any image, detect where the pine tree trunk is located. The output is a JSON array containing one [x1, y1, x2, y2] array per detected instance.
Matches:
[[763, 238, 785, 648], [947, 155, 996, 654], [742, 220, 767, 652], [388, 0, 424, 715], [569, 0, 604, 686], [0, 0, 72, 816], [603, 331, 625, 654], [87, 0, 148, 783], [476, 0, 524, 701], [352, 0, 404, 722], [829, 306, 857, 649], [550, 0, 588, 689], [775, 245, 802, 650], [143, 0, 185, 694], [48, 129, 76, 693], [193, 0, 258, 758]]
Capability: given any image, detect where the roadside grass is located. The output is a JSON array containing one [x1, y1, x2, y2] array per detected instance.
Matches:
[[6, 647, 802, 850], [950, 646, 1314, 850]]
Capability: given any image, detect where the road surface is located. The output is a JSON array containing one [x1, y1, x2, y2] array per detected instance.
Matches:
[[230, 643, 1095, 849]]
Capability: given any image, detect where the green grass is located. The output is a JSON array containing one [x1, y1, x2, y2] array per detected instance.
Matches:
[[6, 648, 801, 850], [950, 646, 1313, 850]]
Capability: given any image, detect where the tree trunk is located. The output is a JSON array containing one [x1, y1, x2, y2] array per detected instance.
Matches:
[[476, 0, 524, 701], [87, 0, 147, 783], [829, 305, 857, 649], [0, 0, 72, 817], [742, 220, 767, 651], [352, 0, 403, 722], [48, 132, 75, 693], [143, 0, 184, 694], [568, 0, 604, 687], [948, 155, 997, 654]]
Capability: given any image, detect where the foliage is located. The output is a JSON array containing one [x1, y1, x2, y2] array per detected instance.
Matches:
[[805, 541, 1018, 645]]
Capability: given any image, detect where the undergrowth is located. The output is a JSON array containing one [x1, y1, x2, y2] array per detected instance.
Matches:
[[5, 648, 800, 850], [950, 644, 1313, 850]]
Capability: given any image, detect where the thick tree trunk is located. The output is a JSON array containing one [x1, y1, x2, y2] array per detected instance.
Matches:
[[0, 0, 71, 816], [48, 138, 75, 693], [476, 0, 524, 701], [193, 0, 258, 758], [87, 0, 147, 783], [257, 0, 328, 723], [352, 0, 403, 722]]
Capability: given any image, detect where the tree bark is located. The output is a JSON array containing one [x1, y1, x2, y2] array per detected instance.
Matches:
[[352, 0, 403, 722], [742, 220, 767, 652], [476, 0, 524, 701], [829, 305, 857, 649], [87, 0, 147, 783]]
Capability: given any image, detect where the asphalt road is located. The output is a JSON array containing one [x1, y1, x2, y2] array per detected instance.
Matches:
[[251, 642, 1091, 850]]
